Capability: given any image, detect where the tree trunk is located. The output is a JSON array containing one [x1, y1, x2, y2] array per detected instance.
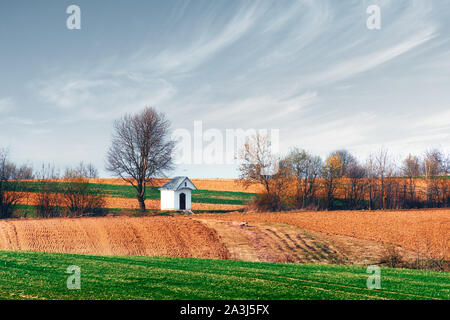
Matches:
[[136, 180, 146, 212], [138, 195, 146, 212]]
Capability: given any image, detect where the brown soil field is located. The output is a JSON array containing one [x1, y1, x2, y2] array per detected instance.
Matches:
[[0, 212, 446, 266], [197, 209, 450, 260], [0, 214, 426, 266], [198, 219, 422, 265], [0, 216, 230, 259]]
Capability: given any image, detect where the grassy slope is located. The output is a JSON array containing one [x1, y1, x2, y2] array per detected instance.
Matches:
[[0, 251, 448, 300], [15, 181, 256, 205]]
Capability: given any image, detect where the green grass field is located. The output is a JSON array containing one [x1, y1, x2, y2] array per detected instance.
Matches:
[[0, 251, 448, 300], [14, 181, 256, 205]]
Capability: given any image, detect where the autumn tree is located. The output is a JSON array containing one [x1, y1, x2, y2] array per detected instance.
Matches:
[[423, 149, 445, 177], [286, 148, 323, 208], [346, 160, 367, 209], [106, 107, 175, 212], [423, 149, 445, 206], [238, 133, 288, 211], [423, 149, 450, 207], [401, 154, 421, 207], [322, 153, 343, 209], [372, 149, 395, 209], [239, 134, 277, 194], [442, 154, 450, 206], [332, 149, 357, 177], [328, 150, 358, 207]]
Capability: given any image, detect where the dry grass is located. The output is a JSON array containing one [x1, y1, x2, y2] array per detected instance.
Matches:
[[0, 216, 230, 259], [197, 209, 450, 260]]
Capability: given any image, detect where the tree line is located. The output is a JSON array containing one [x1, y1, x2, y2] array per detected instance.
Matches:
[[239, 134, 450, 212], [0, 148, 105, 219]]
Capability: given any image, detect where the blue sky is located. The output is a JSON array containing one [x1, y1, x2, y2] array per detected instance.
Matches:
[[0, 0, 449, 178]]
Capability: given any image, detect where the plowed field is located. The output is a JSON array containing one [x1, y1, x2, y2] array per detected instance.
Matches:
[[197, 209, 450, 260], [0, 216, 230, 259]]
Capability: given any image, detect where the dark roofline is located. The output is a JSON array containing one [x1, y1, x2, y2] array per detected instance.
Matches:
[[159, 176, 197, 191]]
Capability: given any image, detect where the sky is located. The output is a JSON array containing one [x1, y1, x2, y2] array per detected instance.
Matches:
[[0, 0, 449, 178]]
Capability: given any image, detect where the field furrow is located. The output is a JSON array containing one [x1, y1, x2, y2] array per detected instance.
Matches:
[[0, 217, 230, 259]]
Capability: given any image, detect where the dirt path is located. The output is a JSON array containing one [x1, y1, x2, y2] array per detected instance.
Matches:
[[197, 210, 450, 260], [196, 219, 421, 265]]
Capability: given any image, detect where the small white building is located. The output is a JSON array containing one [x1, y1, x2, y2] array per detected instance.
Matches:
[[159, 176, 197, 211]]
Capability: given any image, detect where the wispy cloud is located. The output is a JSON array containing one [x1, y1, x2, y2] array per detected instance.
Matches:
[[309, 26, 437, 86], [0, 116, 48, 126], [282, 111, 379, 156], [0, 97, 13, 113], [34, 73, 176, 122], [139, 2, 267, 75], [201, 91, 318, 128]]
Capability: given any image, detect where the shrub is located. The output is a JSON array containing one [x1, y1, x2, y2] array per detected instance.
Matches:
[[61, 164, 106, 217], [0, 149, 30, 219], [380, 244, 404, 268], [61, 177, 106, 217], [35, 182, 63, 218], [248, 193, 285, 212]]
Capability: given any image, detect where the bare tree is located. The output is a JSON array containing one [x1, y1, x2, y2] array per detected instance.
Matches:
[[286, 148, 323, 208], [346, 161, 367, 209], [70, 162, 99, 179], [62, 165, 105, 217], [238, 133, 277, 195], [365, 155, 377, 210], [0, 149, 30, 218], [443, 154, 450, 207], [238, 133, 288, 211], [401, 154, 421, 207], [445, 154, 450, 175], [373, 148, 394, 209], [329, 150, 358, 208], [322, 152, 343, 209], [423, 149, 445, 177], [403, 154, 422, 178], [106, 107, 175, 212], [332, 149, 357, 178], [423, 149, 445, 206], [35, 164, 62, 218]]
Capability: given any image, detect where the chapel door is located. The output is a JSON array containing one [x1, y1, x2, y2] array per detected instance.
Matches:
[[180, 193, 186, 210]]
